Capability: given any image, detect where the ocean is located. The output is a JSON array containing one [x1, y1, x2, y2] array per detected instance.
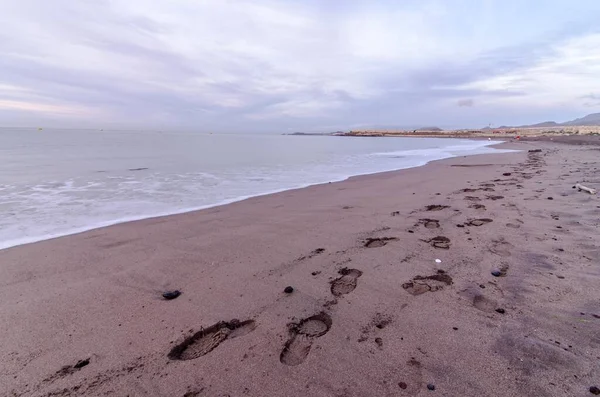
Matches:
[[0, 128, 510, 250]]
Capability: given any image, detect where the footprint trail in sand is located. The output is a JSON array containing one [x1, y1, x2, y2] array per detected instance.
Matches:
[[280, 313, 332, 366], [168, 320, 256, 361], [330, 268, 363, 297]]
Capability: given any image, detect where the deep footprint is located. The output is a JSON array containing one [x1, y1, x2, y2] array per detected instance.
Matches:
[[168, 319, 256, 360], [364, 237, 397, 248], [465, 218, 493, 227], [402, 272, 453, 295], [280, 313, 332, 366], [423, 236, 451, 249], [469, 204, 486, 210], [417, 219, 440, 229], [330, 268, 363, 296], [424, 205, 450, 211]]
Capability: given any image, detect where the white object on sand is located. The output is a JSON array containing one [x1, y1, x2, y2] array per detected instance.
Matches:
[[575, 183, 597, 195], [435, 259, 442, 263]]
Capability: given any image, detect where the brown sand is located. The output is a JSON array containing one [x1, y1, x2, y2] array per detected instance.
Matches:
[[1, 139, 599, 397]]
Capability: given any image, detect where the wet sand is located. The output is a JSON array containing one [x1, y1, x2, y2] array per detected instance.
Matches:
[[1, 139, 599, 397]]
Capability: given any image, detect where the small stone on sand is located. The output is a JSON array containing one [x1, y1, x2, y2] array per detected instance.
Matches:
[[398, 382, 407, 389], [590, 386, 600, 395], [495, 308, 506, 314], [284, 286, 294, 294], [427, 383, 436, 391], [491, 270, 502, 277]]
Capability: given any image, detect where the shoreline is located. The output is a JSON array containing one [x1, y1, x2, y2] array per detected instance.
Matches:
[[0, 139, 510, 252], [2, 138, 599, 396]]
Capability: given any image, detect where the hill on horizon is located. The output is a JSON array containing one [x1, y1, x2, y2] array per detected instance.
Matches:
[[491, 113, 600, 129], [561, 113, 600, 126]]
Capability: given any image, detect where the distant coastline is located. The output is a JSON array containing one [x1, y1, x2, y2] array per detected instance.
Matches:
[[285, 132, 340, 136], [339, 126, 600, 139], [291, 112, 600, 139]]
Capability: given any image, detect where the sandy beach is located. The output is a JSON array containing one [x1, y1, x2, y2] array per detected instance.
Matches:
[[1, 139, 599, 397]]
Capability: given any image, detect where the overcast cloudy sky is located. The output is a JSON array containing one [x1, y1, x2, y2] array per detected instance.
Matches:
[[1, 0, 600, 132]]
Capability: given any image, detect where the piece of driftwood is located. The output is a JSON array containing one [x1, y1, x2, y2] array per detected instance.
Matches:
[[575, 183, 597, 195]]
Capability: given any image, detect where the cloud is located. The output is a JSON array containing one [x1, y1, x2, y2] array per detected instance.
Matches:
[[453, 33, 600, 110], [1, 0, 600, 130]]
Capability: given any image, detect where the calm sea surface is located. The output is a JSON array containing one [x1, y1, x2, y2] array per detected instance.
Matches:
[[0, 128, 510, 249]]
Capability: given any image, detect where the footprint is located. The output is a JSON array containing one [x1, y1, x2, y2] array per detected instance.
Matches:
[[364, 237, 397, 248], [465, 218, 493, 227], [506, 223, 520, 229], [422, 236, 451, 249], [489, 239, 513, 257], [486, 195, 505, 201], [416, 219, 440, 229], [44, 358, 91, 383], [464, 196, 481, 201], [472, 295, 499, 313], [168, 319, 256, 360], [402, 271, 453, 295], [459, 286, 502, 313], [397, 358, 425, 395], [330, 268, 363, 296], [480, 183, 496, 187], [296, 248, 326, 261], [469, 204, 486, 210], [280, 313, 332, 366], [456, 188, 479, 193], [423, 205, 450, 211]]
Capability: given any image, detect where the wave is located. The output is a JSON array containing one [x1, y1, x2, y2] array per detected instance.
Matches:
[[0, 139, 513, 251]]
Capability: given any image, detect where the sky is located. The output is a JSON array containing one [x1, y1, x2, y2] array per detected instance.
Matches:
[[1, 0, 600, 132]]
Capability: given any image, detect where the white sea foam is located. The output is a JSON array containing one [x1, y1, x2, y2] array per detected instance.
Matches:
[[0, 131, 513, 251]]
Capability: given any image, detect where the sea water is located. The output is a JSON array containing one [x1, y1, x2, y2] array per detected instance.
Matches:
[[0, 128, 510, 250]]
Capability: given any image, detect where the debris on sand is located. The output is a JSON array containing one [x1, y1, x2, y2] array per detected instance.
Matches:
[[162, 290, 182, 300], [575, 183, 597, 194]]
